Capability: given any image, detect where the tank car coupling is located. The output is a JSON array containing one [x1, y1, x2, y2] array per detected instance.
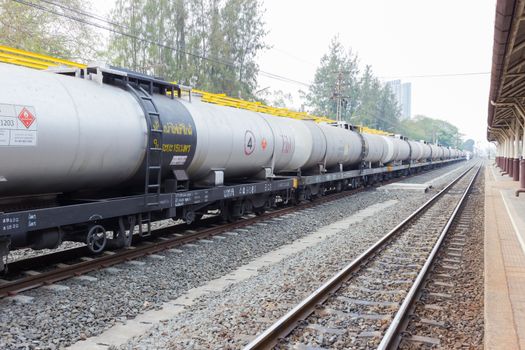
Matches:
[[30, 228, 63, 250]]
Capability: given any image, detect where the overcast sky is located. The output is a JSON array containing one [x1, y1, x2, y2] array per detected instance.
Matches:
[[93, 0, 496, 144]]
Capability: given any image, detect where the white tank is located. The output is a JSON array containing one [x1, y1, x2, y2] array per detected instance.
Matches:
[[429, 144, 441, 160], [394, 138, 411, 161], [0, 63, 147, 195], [301, 121, 327, 171], [380, 136, 398, 164], [443, 148, 451, 159], [362, 133, 386, 163], [319, 124, 362, 168], [408, 141, 424, 160], [437, 146, 445, 159], [183, 100, 317, 179], [420, 143, 432, 160], [184, 100, 276, 179], [261, 114, 312, 172]]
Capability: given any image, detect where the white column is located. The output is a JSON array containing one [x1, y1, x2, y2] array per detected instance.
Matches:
[[521, 119, 525, 157], [516, 122, 521, 159]]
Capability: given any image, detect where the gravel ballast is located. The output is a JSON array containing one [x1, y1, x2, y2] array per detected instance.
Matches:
[[0, 161, 471, 349], [117, 161, 474, 349]]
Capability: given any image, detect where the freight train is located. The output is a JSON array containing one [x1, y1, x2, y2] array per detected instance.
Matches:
[[0, 63, 465, 270]]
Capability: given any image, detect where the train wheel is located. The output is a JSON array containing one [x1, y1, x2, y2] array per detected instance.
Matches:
[[86, 224, 107, 254], [226, 211, 238, 223], [254, 207, 265, 216]]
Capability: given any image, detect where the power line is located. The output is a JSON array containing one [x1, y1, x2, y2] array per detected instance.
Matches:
[[271, 47, 318, 67], [12, 0, 311, 88], [44, 0, 318, 75], [13, 0, 236, 66], [39, 0, 128, 30], [380, 72, 490, 79]]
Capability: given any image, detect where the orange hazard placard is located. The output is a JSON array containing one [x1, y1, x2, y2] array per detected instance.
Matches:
[[18, 107, 36, 129]]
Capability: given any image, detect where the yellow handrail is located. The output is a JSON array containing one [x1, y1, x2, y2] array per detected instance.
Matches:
[[0, 44, 391, 134], [358, 125, 393, 136], [192, 89, 335, 123], [0, 45, 86, 69]]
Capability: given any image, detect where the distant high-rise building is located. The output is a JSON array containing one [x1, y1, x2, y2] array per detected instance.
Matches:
[[401, 83, 411, 120], [386, 80, 412, 120]]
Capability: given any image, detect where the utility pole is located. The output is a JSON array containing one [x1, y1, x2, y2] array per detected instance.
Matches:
[[331, 69, 349, 122], [336, 70, 343, 122]]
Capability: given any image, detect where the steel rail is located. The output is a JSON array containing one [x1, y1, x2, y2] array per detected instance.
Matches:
[[0, 161, 466, 298], [3, 215, 223, 276], [0, 179, 371, 297], [377, 163, 482, 349], [243, 162, 480, 350]]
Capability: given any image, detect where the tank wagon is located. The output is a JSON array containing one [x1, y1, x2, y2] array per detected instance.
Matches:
[[0, 63, 465, 269]]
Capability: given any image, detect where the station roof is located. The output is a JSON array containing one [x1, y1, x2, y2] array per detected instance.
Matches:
[[488, 0, 525, 141]]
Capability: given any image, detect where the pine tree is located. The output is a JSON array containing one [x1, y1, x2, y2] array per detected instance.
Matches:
[[306, 36, 401, 131], [305, 36, 360, 121]]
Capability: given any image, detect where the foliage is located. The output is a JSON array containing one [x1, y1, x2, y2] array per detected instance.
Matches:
[[353, 65, 400, 132], [257, 89, 294, 108], [462, 139, 475, 152], [304, 36, 360, 121], [107, 0, 267, 99], [400, 115, 463, 148], [0, 0, 100, 61], [305, 36, 400, 132]]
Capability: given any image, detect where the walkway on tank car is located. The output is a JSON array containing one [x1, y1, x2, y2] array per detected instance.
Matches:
[[485, 162, 525, 349]]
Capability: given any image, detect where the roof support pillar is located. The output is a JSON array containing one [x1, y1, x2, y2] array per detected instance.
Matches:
[[522, 122, 525, 158]]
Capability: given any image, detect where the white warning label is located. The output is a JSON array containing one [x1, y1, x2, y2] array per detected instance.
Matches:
[[0, 104, 37, 147], [170, 155, 188, 166], [0, 129, 9, 146], [10, 130, 37, 146]]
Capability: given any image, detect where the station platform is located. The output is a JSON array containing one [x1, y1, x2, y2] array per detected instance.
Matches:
[[485, 163, 525, 349]]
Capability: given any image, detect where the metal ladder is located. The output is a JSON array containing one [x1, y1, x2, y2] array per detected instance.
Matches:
[[125, 83, 164, 236], [137, 85, 164, 208]]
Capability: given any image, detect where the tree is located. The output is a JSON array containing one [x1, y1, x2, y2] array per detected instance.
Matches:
[[263, 89, 294, 108], [401, 115, 463, 147], [107, 0, 267, 98], [462, 139, 475, 152], [0, 0, 100, 61], [353, 65, 380, 126], [305, 37, 400, 130], [305, 36, 360, 121], [218, 0, 267, 98], [375, 84, 400, 132]]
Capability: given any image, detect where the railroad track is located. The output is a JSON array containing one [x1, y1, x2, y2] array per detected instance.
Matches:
[[396, 171, 484, 349], [0, 162, 466, 299], [244, 162, 481, 350], [0, 179, 368, 298]]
